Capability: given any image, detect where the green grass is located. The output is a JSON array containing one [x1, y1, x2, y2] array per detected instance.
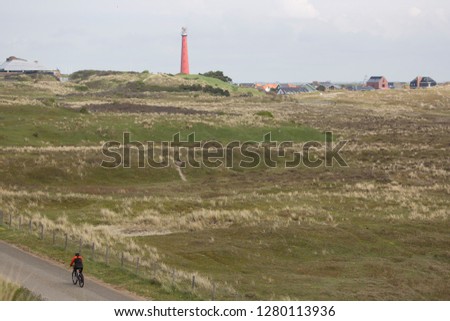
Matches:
[[136, 221, 450, 300], [0, 105, 322, 146], [1, 78, 449, 300]]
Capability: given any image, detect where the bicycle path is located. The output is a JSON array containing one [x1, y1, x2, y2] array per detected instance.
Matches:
[[0, 240, 145, 301]]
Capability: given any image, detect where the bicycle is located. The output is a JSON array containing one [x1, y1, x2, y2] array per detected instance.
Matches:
[[72, 268, 84, 288]]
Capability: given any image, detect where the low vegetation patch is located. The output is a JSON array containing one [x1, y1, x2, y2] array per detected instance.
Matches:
[[255, 111, 274, 118], [0, 278, 41, 301]]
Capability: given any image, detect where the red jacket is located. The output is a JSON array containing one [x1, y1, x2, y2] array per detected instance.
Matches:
[[70, 255, 83, 267]]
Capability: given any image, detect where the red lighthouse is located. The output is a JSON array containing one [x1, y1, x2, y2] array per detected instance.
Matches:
[[180, 27, 190, 74]]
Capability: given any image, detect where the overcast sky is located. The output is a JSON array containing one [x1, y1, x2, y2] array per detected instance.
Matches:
[[1, 0, 449, 82]]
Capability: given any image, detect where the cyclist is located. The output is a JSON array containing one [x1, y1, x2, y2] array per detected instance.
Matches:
[[70, 252, 84, 274]]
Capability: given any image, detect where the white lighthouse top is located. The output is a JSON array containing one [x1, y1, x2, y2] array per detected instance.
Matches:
[[181, 27, 187, 36]]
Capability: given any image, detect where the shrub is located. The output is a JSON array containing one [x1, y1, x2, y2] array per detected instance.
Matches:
[[200, 71, 233, 83], [69, 70, 98, 81], [79, 107, 89, 114], [179, 84, 203, 92], [40, 97, 57, 107], [179, 84, 230, 96], [203, 85, 230, 97], [74, 85, 89, 92], [255, 111, 274, 118]]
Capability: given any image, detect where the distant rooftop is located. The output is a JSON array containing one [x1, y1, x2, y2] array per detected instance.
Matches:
[[0, 56, 53, 72], [367, 76, 385, 82]]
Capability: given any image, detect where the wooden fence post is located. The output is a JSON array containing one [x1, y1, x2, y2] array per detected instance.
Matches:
[[64, 234, 68, 250], [18, 216, 22, 230], [121, 252, 124, 268], [192, 275, 196, 290], [136, 257, 140, 274], [9, 214, 12, 228], [29, 219, 32, 233], [0, 210, 3, 225], [91, 243, 95, 261], [40, 224, 44, 240]]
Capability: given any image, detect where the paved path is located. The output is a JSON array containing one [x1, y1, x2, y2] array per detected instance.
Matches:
[[0, 240, 144, 301]]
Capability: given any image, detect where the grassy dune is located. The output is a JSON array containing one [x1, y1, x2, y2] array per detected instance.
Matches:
[[0, 73, 449, 300]]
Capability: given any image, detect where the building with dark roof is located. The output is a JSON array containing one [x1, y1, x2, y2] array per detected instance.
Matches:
[[366, 76, 389, 90], [314, 82, 342, 91], [410, 76, 437, 89], [277, 87, 308, 95], [277, 84, 317, 95]]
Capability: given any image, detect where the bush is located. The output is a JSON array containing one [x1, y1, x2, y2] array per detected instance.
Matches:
[[127, 80, 146, 91], [179, 84, 230, 97], [120, 81, 181, 93], [69, 70, 98, 81], [179, 84, 203, 92], [74, 85, 89, 92], [79, 107, 89, 114], [40, 97, 57, 107], [255, 111, 274, 118], [203, 85, 230, 97], [200, 71, 233, 83]]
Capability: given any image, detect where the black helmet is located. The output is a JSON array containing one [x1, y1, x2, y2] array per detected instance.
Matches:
[[75, 252, 80, 256]]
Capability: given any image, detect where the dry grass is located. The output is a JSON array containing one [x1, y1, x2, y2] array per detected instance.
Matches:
[[0, 277, 41, 301], [1, 79, 449, 300]]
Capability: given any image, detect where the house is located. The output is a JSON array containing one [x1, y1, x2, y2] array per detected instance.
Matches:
[[255, 83, 280, 93], [410, 76, 437, 89], [279, 83, 300, 88], [315, 82, 342, 91], [366, 76, 389, 90], [303, 83, 317, 93], [0, 56, 60, 80], [0, 56, 53, 74], [277, 87, 308, 95], [277, 84, 317, 95]]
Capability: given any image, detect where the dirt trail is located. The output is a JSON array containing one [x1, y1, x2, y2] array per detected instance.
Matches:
[[0, 241, 145, 301]]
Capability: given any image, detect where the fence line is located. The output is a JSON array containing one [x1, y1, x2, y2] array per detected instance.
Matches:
[[0, 210, 231, 300]]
